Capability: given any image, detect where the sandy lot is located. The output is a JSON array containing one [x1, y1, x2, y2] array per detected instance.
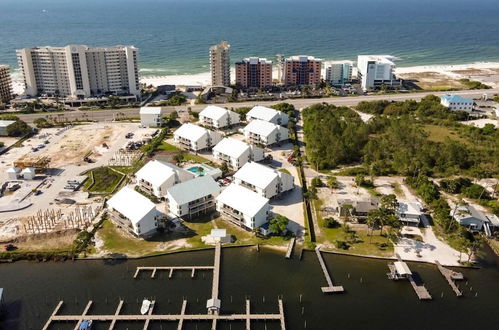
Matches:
[[397, 72, 467, 90]]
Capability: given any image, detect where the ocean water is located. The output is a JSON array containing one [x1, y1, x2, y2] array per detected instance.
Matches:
[[1, 0, 499, 76]]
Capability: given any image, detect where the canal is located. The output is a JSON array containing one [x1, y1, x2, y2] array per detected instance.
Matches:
[[0, 246, 498, 329]]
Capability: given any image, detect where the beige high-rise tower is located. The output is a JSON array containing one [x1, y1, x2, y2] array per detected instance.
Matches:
[[209, 41, 230, 87], [0, 65, 13, 104]]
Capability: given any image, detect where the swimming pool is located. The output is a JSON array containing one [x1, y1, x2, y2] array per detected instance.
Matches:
[[187, 166, 206, 176]]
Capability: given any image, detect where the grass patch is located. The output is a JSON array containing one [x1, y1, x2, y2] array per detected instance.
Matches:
[[84, 167, 124, 193], [279, 168, 291, 175], [422, 124, 472, 146], [156, 142, 181, 153], [183, 153, 212, 164], [392, 182, 405, 198]]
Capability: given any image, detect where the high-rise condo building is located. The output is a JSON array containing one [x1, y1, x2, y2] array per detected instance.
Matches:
[[16, 45, 140, 99], [283, 55, 322, 86], [275, 54, 284, 83], [0, 65, 13, 104], [324, 61, 353, 86], [210, 41, 231, 87], [357, 55, 399, 91], [235, 57, 272, 90]]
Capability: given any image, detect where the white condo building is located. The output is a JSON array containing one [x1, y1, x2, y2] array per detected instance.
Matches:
[[440, 94, 474, 112], [357, 55, 399, 91], [165, 176, 221, 219], [107, 186, 160, 237], [212, 137, 264, 169], [17, 45, 140, 99], [135, 160, 195, 199], [246, 106, 289, 126], [140, 107, 163, 127], [173, 123, 223, 152], [199, 105, 240, 129], [243, 119, 289, 146], [210, 41, 231, 87], [324, 61, 353, 86], [233, 162, 294, 199], [216, 184, 270, 230]]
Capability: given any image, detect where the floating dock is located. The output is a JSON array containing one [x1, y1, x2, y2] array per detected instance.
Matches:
[[435, 260, 464, 297], [387, 254, 431, 300], [285, 237, 296, 259], [315, 245, 344, 293]]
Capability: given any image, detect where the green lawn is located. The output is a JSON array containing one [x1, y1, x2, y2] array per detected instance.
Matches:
[[156, 142, 181, 152], [279, 168, 291, 175], [423, 124, 471, 146], [84, 167, 124, 193]]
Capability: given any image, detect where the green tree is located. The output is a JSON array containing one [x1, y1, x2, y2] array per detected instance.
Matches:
[[269, 214, 289, 236], [6, 120, 32, 137], [327, 176, 340, 190], [220, 162, 229, 176]]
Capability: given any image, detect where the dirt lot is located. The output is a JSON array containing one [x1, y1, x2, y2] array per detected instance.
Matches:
[[398, 72, 467, 90], [5, 229, 77, 251]]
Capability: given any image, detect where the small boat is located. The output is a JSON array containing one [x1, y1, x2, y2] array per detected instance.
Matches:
[[140, 299, 151, 315], [79, 320, 92, 329]]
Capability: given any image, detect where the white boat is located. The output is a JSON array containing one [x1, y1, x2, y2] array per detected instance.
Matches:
[[140, 299, 151, 315]]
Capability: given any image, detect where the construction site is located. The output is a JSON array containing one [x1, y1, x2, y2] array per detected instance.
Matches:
[[0, 122, 157, 250]]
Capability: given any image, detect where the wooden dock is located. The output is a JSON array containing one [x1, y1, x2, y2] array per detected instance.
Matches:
[[42, 299, 286, 330], [211, 242, 221, 305], [388, 254, 432, 300], [285, 237, 296, 259], [315, 245, 344, 293], [134, 266, 215, 279], [435, 261, 463, 297]]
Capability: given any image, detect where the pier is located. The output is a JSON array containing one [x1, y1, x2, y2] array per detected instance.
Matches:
[[43, 242, 286, 329], [285, 237, 296, 259], [435, 260, 464, 297], [387, 254, 432, 300], [315, 245, 344, 293]]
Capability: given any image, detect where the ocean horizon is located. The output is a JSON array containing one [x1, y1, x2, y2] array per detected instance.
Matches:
[[2, 0, 499, 77]]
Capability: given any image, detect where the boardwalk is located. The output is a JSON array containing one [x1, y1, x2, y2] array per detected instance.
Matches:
[[315, 245, 344, 293], [285, 237, 296, 259], [435, 260, 464, 297], [134, 266, 215, 279]]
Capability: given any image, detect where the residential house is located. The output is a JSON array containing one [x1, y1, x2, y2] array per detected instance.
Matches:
[[165, 176, 221, 219], [135, 160, 194, 198], [397, 202, 423, 226], [212, 137, 264, 169], [452, 204, 490, 231], [337, 198, 380, 219], [233, 162, 294, 199], [173, 123, 222, 152], [440, 94, 474, 112]]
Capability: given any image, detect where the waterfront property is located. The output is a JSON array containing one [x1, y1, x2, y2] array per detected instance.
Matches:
[[198, 105, 240, 129], [210, 41, 231, 87], [440, 94, 474, 112], [212, 137, 264, 169], [452, 204, 492, 231], [233, 162, 294, 199], [283, 55, 322, 86], [140, 107, 163, 127], [397, 202, 423, 226], [106, 186, 160, 237], [324, 60, 353, 86], [387, 255, 432, 300], [17, 45, 140, 99], [246, 105, 289, 126], [0, 120, 16, 136], [216, 184, 270, 231], [135, 160, 194, 199], [165, 175, 221, 219], [357, 55, 400, 91], [173, 123, 223, 152], [0, 65, 13, 104], [242, 119, 289, 146], [235, 57, 273, 90], [336, 197, 380, 219]]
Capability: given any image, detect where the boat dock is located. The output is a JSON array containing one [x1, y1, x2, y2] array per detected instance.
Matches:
[[134, 266, 215, 279], [285, 237, 296, 259], [315, 245, 344, 293], [387, 254, 431, 300], [435, 260, 464, 297], [42, 299, 285, 330]]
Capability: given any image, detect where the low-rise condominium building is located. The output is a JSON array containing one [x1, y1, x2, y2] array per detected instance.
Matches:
[[440, 94, 474, 112], [165, 175, 221, 219], [235, 57, 273, 90], [140, 107, 163, 127], [173, 123, 223, 152], [233, 162, 294, 199], [216, 184, 270, 231], [135, 160, 195, 198], [199, 105, 240, 129], [357, 55, 399, 91], [243, 119, 289, 146], [17, 45, 140, 99], [246, 105, 289, 126], [283, 55, 322, 86], [107, 186, 160, 237], [212, 137, 264, 169], [0, 120, 16, 136], [324, 61, 353, 86]]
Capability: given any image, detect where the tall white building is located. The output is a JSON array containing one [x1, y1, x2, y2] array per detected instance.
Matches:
[[324, 61, 353, 86], [17, 45, 140, 99], [357, 55, 399, 91], [210, 41, 230, 87]]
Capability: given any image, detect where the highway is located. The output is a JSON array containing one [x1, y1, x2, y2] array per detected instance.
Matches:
[[17, 87, 498, 123]]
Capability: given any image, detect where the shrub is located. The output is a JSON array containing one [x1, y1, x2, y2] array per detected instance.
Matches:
[[323, 217, 340, 228]]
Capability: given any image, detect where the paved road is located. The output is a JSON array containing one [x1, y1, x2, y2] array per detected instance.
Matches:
[[17, 87, 498, 123]]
